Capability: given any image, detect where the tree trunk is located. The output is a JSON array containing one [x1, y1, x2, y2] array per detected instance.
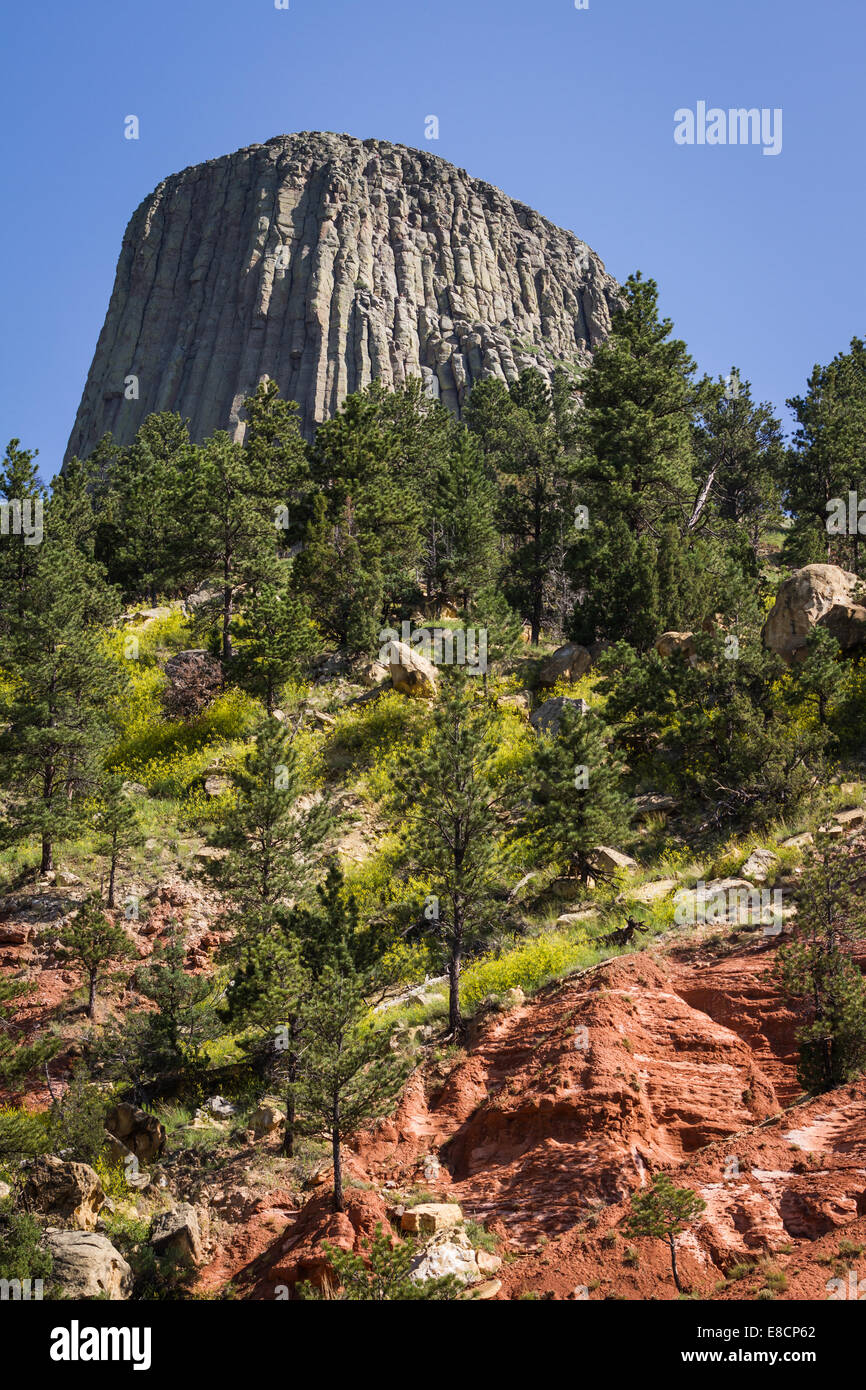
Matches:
[[282, 1023, 298, 1158], [88, 971, 97, 1020], [41, 836, 53, 875], [448, 944, 462, 1037], [669, 1233, 682, 1292], [107, 855, 117, 910], [332, 1106, 343, 1213]]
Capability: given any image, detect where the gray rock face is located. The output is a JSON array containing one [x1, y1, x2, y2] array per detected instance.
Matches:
[[65, 132, 618, 459], [44, 1230, 133, 1300]]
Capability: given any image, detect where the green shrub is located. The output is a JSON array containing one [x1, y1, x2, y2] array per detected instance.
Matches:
[[459, 931, 598, 1012]]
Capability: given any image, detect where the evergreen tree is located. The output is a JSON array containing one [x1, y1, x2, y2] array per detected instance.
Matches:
[[429, 429, 500, 607], [93, 775, 145, 908], [298, 1225, 462, 1300], [104, 929, 219, 1102], [0, 471, 123, 872], [206, 717, 332, 941], [692, 372, 785, 553], [389, 669, 514, 1034], [524, 706, 632, 883], [295, 962, 409, 1212], [0, 438, 45, 635], [179, 430, 287, 665], [784, 338, 866, 573], [773, 836, 866, 1092], [464, 368, 576, 644], [232, 565, 319, 714], [568, 273, 716, 645], [626, 1174, 706, 1293], [47, 894, 135, 1019], [93, 413, 196, 601], [293, 492, 384, 656]]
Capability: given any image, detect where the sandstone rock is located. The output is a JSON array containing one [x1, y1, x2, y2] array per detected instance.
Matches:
[[66, 133, 618, 459], [762, 564, 864, 661], [386, 640, 438, 699], [740, 848, 779, 883], [251, 1104, 285, 1139], [105, 1102, 166, 1163], [556, 908, 599, 926], [655, 631, 697, 665], [537, 642, 592, 687], [530, 696, 589, 737], [592, 846, 638, 874], [632, 878, 679, 903], [632, 792, 679, 820], [44, 1229, 132, 1300], [355, 658, 390, 688], [409, 1226, 479, 1283], [401, 1203, 464, 1236], [149, 1203, 209, 1267], [476, 1250, 502, 1275], [780, 832, 814, 850], [497, 691, 530, 716], [471, 1277, 502, 1299], [833, 807, 866, 829], [0, 922, 30, 945], [24, 1156, 106, 1231]]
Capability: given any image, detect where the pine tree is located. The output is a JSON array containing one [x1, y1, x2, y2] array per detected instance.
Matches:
[[389, 668, 514, 1034], [568, 273, 716, 645], [0, 438, 45, 635], [298, 1225, 462, 1300], [692, 372, 785, 553], [293, 492, 384, 657], [47, 894, 136, 1019], [430, 429, 500, 607], [232, 565, 319, 714], [773, 836, 866, 1092], [206, 717, 332, 942], [626, 1174, 706, 1293], [0, 470, 124, 872], [524, 705, 631, 883], [93, 775, 145, 908], [785, 338, 866, 573], [180, 430, 287, 665], [464, 368, 576, 644], [295, 963, 409, 1212]]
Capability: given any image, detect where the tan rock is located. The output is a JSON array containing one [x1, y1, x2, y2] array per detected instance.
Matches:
[[44, 1230, 132, 1299], [538, 642, 592, 687], [24, 1157, 106, 1231], [655, 631, 697, 665], [386, 640, 438, 699], [400, 1202, 464, 1235], [592, 846, 638, 873], [762, 564, 863, 661]]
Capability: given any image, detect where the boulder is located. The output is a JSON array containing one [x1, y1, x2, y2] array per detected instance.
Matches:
[[834, 807, 866, 830], [386, 641, 438, 699], [472, 1278, 502, 1299], [355, 658, 390, 688], [250, 1104, 285, 1139], [530, 696, 588, 737], [591, 846, 637, 874], [497, 691, 530, 717], [408, 1226, 480, 1284], [44, 1229, 132, 1299], [780, 832, 814, 850], [537, 642, 592, 687], [632, 878, 678, 903], [655, 631, 698, 665], [740, 848, 779, 883], [105, 1102, 166, 1163], [762, 564, 863, 662], [149, 1202, 209, 1267], [203, 1095, 236, 1119], [400, 1203, 464, 1236], [24, 1156, 106, 1231]]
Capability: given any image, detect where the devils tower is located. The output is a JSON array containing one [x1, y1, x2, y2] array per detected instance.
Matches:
[[65, 132, 619, 459]]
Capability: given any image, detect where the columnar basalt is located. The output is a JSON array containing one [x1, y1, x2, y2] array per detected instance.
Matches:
[[65, 132, 618, 458]]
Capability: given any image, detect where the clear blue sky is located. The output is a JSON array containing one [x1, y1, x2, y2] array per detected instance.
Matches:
[[2, 0, 864, 481]]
